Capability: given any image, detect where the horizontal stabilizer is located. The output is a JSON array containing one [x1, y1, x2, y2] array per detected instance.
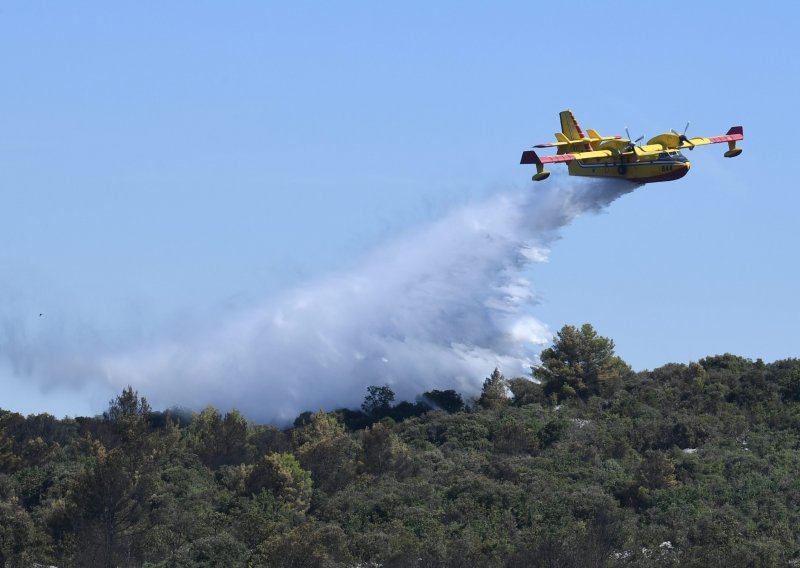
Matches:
[[533, 141, 570, 148]]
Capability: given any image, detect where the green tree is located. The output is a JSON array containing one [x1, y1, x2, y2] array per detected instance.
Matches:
[[152, 532, 249, 568], [105, 385, 151, 424], [221, 409, 251, 465], [187, 407, 252, 468], [72, 387, 162, 567], [781, 367, 800, 402], [0, 415, 21, 474], [421, 389, 465, 413], [246, 453, 312, 514], [362, 385, 395, 417], [72, 442, 155, 567], [478, 368, 509, 409], [254, 522, 352, 568], [507, 377, 545, 406], [535, 324, 630, 402], [294, 411, 360, 493], [187, 406, 224, 467], [142, 461, 220, 563], [0, 498, 41, 568], [361, 421, 412, 476], [101, 386, 155, 458]]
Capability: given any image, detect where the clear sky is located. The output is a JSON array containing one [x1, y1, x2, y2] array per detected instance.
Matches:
[[1, 2, 798, 418]]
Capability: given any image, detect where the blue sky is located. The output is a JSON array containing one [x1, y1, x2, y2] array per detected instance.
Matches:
[[1, 2, 798, 418]]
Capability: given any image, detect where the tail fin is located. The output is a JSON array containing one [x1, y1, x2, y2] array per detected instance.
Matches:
[[559, 110, 586, 141]]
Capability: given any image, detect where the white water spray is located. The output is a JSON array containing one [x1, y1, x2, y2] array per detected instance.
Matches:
[[2, 177, 637, 422]]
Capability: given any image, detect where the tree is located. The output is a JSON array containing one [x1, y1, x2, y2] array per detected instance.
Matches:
[[102, 386, 153, 454], [0, 415, 21, 474], [187, 407, 252, 468], [70, 387, 163, 567], [294, 411, 360, 493], [0, 498, 40, 568], [187, 406, 224, 467], [246, 453, 312, 514], [157, 532, 249, 567], [535, 324, 630, 402], [361, 422, 412, 477], [292, 410, 345, 448], [421, 389, 465, 413], [221, 410, 251, 465], [72, 442, 155, 567], [254, 522, 352, 568], [361, 385, 395, 417], [507, 377, 545, 406], [781, 367, 800, 402], [478, 368, 509, 409], [106, 386, 151, 424]]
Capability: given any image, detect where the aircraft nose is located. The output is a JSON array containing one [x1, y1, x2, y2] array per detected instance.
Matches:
[[673, 161, 691, 180]]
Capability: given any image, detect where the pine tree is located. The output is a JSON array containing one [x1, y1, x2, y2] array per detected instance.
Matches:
[[535, 324, 631, 402]]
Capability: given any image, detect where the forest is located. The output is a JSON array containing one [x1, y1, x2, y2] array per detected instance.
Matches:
[[1, 324, 799, 567]]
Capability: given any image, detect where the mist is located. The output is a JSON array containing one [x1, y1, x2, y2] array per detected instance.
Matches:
[[1, 177, 637, 423]]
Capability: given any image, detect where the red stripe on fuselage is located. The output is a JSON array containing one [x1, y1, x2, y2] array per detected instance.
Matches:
[[634, 166, 690, 183]]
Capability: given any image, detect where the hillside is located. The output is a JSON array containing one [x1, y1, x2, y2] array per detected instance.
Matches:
[[1, 324, 799, 567]]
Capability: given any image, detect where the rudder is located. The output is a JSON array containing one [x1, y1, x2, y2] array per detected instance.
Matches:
[[559, 110, 585, 141]]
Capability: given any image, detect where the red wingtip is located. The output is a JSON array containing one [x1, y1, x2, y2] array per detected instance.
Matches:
[[727, 126, 744, 137]]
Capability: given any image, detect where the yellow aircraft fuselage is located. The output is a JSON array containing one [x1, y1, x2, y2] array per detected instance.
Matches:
[[566, 148, 690, 183]]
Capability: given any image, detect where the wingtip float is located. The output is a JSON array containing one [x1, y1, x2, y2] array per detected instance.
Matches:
[[521, 110, 743, 184]]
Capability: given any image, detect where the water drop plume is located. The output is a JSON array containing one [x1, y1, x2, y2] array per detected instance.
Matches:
[[2, 177, 637, 422]]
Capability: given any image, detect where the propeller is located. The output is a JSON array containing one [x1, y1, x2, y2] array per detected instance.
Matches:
[[622, 127, 644, 153], [671, 121, 693, 150]]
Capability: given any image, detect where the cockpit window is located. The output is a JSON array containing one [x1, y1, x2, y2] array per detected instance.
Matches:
[[660, 151, 688, 162]]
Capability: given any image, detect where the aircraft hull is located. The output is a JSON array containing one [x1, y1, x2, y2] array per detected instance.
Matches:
[[566, 159, 690, 184]]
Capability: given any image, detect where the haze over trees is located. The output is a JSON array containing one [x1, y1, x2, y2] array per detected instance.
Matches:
[[1, 324, 799, 566]]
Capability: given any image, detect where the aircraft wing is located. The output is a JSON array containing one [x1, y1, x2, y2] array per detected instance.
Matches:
[[677, 126, 744, 150], [520, 149, 614, 164]]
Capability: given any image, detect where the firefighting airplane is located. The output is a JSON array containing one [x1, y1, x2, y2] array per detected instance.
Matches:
[[521, 110, 743, 183]]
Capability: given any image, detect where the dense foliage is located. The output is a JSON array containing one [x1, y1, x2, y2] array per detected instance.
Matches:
[[1, 324, 799, 567]]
